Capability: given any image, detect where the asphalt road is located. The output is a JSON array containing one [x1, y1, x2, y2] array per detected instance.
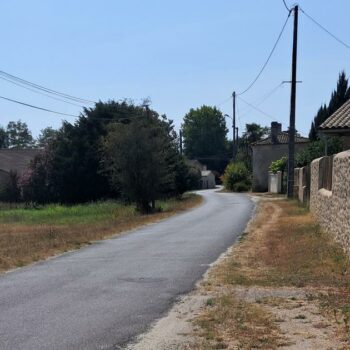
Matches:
[[0, 189, 254, 350]]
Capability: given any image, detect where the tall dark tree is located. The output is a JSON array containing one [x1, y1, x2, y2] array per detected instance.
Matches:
[[182, 105, 228, 172], [25, 101, 146, 203], [7, 120, 34, 148], [102, 112, 178, 212], [0, 127, 9, 148], [309, 71, 350, 141]]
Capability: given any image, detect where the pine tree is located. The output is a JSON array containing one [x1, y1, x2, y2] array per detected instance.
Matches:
[[309, 71, 350, 141]]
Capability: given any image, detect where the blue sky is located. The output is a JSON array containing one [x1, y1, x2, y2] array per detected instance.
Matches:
[[0, 0, 349, 138]]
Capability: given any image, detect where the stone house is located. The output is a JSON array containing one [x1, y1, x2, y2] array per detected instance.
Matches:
[[319, 99, 350, 150], [251, 122, 309, 192], [0, 149, 41, 192]]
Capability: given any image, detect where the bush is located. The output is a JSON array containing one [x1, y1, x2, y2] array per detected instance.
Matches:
[[269, 156, 287, 174], [295, 137, 343, 167], [0, 171, 21, 202], [223, 162, 251, 192]]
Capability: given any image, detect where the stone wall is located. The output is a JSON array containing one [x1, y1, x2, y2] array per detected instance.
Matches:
[[310, 150, 350, 254], [294, 166, 309, 205]]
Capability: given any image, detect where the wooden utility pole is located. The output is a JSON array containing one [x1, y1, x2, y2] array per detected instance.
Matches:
[[232, 91, 236, 161], [287, 5, 298, 198]]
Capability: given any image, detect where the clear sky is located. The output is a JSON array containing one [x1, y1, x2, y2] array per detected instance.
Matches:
[[0, 0, 349, 138]]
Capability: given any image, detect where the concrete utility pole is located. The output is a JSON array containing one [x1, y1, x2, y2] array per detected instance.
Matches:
[[232, 91, 236, 161], [287, 5, 298, 198]]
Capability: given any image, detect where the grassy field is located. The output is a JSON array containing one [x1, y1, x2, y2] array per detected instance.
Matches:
[[192, 198, 350, 349], [0, 194, 202, 273]]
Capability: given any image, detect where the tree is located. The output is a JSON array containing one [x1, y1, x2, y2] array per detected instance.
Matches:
[[102, 112, 178, 213], [36, 127, 58, 148], [182, 106, 228, 172], [295, 138, 343, 167], [0, 127, 9, 148], [309, 71, 350, 141], [241, 123, 269, 144], [20, 101, 149, 204], [235, 123, 269, 171], [6, 120, 34, 148]]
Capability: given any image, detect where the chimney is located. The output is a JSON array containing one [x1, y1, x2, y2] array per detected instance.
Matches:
[[271, 122, 282, 144]]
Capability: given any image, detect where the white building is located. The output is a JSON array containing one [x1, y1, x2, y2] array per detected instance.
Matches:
[[200, 170, 216, 189]]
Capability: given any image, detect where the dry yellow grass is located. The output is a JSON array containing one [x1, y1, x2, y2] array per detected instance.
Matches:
[[0, 194, 202, 273], [192, 198, 350, 349]]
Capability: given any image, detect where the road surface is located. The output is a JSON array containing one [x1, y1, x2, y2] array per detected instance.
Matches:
[[0, 189, 254, 349]]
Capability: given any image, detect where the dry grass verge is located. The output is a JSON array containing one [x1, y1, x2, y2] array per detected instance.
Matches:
[[0, 194, 202, 273], [192, 197, 350, 349]]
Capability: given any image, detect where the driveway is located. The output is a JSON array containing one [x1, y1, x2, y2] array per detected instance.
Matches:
[[0, 189, 254, 349]]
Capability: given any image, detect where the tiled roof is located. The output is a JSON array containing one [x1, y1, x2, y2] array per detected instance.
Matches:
[[320, 99, 350, 130], [0, 149, 42, 174], [252, 132, 309, 146]]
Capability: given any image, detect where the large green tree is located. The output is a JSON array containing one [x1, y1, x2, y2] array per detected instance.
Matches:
[[309, 71, 350, 140], [26, 101, 144, 203], [7, 120, 34, 148], [102, 111, 180, 212], [182, 105, 228, 172]]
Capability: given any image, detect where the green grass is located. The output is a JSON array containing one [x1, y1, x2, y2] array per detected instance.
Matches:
[[0, 195, 195, 226]]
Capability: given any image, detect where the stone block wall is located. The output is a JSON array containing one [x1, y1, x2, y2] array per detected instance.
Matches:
[[310, 150, 350, 254], [294, 166, 309, 205]]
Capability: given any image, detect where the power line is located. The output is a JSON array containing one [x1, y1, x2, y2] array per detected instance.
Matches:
[[0, 95, 78, 117], [282, 0, 290, 12], [0, 70, 96, 104], [237, 11, 291, 96], [237, 95, 275, 120], [239, 82, 283, 116], [215, 95, 232, 107], [300, 7, 350, 50], [0, 75, 85, 108]]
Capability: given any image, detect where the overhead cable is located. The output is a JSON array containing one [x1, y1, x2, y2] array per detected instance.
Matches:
[[0, 95, 78, 117], [0, 70, 96, 104], [300, 7, 350, 50], [237, 11, 291, 96]]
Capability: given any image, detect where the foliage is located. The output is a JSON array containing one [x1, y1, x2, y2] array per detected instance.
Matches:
[[269, 156, 287, 174], [182, 105, 228, 172], [242, 123, 269, 144], [36, 127, 58, 148], [173, 157, 201, 197], [309, 71, 350, 140], [0, 127, 9, 148], [102, 111, 179, 213], [25, 101, 145, 204], [0, 171, 21, 202], [6, 120, 35, 149], [222, 162, 251, 192], [295, 137, 343, 167]]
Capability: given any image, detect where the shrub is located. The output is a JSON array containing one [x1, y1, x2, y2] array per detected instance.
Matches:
[[269, 156, 287, 174], [223, 162, 251, 192], [0, 170, 21, 202]]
